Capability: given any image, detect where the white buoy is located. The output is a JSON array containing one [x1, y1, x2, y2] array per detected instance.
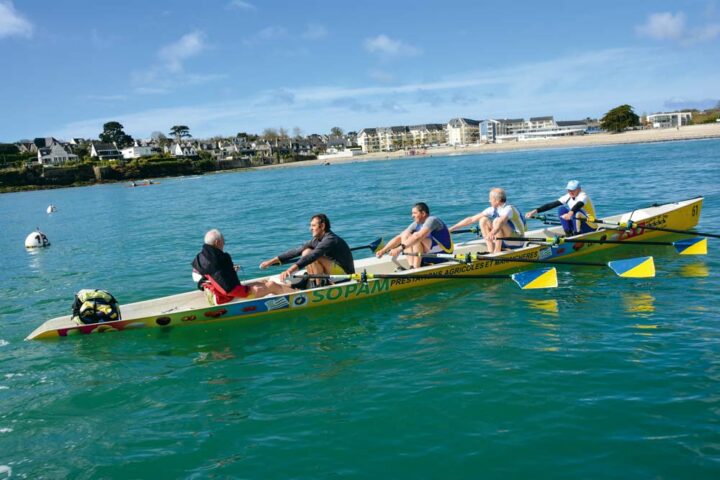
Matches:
[[25, 230, 51, 248], [47, 204, 57, 214]]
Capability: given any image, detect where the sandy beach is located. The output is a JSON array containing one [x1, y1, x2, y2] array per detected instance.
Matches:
[[260, 123, 720, 170]]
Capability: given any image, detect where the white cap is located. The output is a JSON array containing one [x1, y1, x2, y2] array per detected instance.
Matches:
[[566, 180, 580, 190]]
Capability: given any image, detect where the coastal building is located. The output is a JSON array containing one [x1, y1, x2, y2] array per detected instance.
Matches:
[[481, 119, 525, 142], [379, 126, 412, 151], [446, 118, 480, 145], [37, 144, 79, 165], [16, 141, 37, 154], [33, 137, 60, 149], [346, 131, 359, 147], [527, 116, 557, 131], [326, 135, 348, 151], [480, 120, 500, 143], [646, 112, 692, 128], [318, 147, 365, 161], [165, 143, 198, 157], [357, 128, 380, 153], [90, 142, 122, 161], [306, 134, 328, 151], [481, 117, 597, 142], [121, 144, 154, 159], [408, 124, 446, 147], [556, 120, 594, 135], [291, 138, 314, 155]]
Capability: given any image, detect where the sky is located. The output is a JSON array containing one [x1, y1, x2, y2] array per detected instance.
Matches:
[[0, 0, 719, 142]]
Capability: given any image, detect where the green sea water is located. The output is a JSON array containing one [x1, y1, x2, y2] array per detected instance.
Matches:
[[1, 139, 719, 479]]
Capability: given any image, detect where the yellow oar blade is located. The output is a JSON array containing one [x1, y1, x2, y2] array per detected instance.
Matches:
[[608, 256, 656, 278], [674, 237, 707, 255], [511, 267, 558, 289]]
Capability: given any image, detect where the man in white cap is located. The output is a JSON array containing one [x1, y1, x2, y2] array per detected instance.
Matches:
[[525, 180, 597, 235]]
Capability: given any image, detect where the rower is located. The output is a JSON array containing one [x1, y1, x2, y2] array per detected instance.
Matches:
[[525, 180, 597, 235], [449, 187, 525, 253], [376, 202, 453, 269], [259, 213, 354, 288], [192, 229, 287, 304]]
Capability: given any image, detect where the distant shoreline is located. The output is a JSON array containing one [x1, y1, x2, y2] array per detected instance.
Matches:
[[255, 123, 720, 170], [3, 124, 719, 193]]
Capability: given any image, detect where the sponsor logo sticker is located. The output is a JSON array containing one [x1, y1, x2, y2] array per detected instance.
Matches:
[[291, 293, 308, 308]]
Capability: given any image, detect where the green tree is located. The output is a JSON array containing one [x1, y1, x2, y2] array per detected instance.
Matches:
[[330, 126, 344, 137], [99, 121, 134, 147], [600, 104, 640, 133], [169, 125, 191, 143]]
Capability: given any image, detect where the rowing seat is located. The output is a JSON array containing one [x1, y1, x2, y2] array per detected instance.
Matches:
[[200, 275, 251, 305]]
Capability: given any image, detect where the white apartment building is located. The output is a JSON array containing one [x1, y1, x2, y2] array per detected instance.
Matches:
[[446, 118, 480, 145], [646, 112, 692, 128], [408, 124, 446, 146], [357, 128, 380, 153]]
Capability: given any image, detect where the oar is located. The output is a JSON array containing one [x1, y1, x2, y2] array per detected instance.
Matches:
[[590, 218, 720, 240], [276, 237, 384, 265], [499, 235, 707, 255], [351, 237, 385, 253], [451, 227, 481, 235], [528, 214, 562, 225], [408, 252, 656, 278], [293, 267, 558, 290]]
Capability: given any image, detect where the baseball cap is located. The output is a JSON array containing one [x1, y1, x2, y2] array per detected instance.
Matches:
[[566, 180, 580, 190]]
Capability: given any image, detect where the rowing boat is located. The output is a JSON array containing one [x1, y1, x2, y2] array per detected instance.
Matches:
[[26, 197, 704, 340]]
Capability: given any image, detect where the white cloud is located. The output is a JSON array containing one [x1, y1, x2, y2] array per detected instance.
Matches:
[[228, 0, 255, 9], [129, 31, 221, 95], [364, 34, 421, 56], [0, 1, 33, 39], [159, 31, 207, 73], [302, 24, 327, 40], [636, 11, 720, 44], [636, 12, 686, 40], [687, 23, 720, 43], [243, 26, 287, 45], [53, 47, 720, 139]]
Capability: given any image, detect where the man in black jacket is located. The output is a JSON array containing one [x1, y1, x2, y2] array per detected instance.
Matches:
[[193, 229, 287, 303], [259, 214, 355, 283]]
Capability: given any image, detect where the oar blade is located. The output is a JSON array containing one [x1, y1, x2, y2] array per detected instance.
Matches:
[[369, 237, 385, 254], [511, 267, 558, 289], [674, 237, 707, 255], [608, 256, 655, 278]]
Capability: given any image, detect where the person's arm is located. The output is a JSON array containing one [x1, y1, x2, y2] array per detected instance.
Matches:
[[376, 233, 403, 257], [449, 212, 485, 231], [525, 200, 563, 218], [294, 236, 334, 270], [388, 225, 431, 256], [259, 243, 308, 269], [569, 201, 586, 213], [489, 211, 511, 237]]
